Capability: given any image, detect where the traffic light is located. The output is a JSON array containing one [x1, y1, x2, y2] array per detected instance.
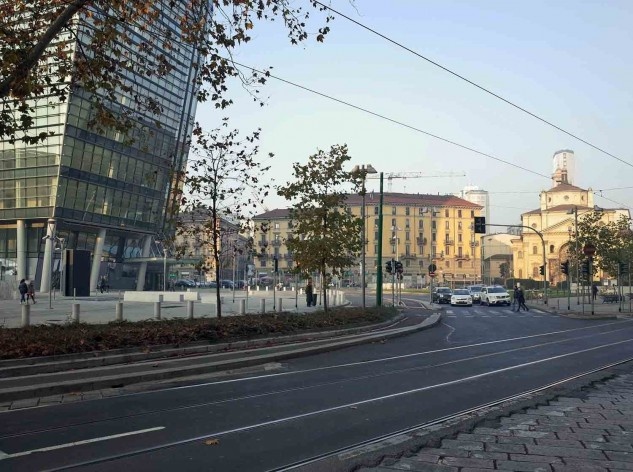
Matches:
[[273, 257, 279, 273], [474, 216, 486, 234], [560, 261, 569, 276], [386, 260, 393, 274], [395, 261, 403, 274], [581, 260, 590, 276], [539, 265, 545, 276], [619, 262, 629, 275]]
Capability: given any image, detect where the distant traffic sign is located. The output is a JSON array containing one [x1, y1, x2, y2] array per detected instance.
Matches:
[[429, 272, 436, 278]]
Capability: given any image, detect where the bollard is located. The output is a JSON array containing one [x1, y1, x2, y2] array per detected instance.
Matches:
[[260, 299, 266, 313], [256, 285, 260, 291], [300, 288, 304, 295], [265, 286, 269, 292], [21, 303, 30, 327], [154, 301, 161, 320], [187, 300, 194, 320], [72, 303, 80, 323], [277, 298, 283, 312], [115, 302, 123, 322], [239, 299, 246, 315]]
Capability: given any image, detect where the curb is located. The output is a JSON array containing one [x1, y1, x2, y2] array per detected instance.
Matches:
[[0, 314, 441, 403]]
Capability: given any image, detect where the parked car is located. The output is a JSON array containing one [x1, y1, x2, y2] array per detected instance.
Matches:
[[174, 279, 195, 288], [481, 286, 511, 306], [432, 287, 452, 304], [220, 280, 234, 289], [234, 280, 248, 289], [450, 289, 473, 307], [468, 285, 484, 304]]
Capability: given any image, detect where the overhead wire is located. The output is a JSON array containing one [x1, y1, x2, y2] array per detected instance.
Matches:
[[312, 1, 633, 171]]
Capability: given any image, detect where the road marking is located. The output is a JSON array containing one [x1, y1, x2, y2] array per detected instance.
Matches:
[[446, 310, 454, 314], [0, 427, 165, 460]]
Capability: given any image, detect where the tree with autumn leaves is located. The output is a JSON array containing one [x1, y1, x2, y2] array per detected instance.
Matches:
[[278, 144, 363, 313], [0, 0, 334, 144]]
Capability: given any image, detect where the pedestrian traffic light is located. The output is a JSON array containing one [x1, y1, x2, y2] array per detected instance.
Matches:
[[539, 265, 545, 276], [560, 261, 569, 276], [581, 260, 590, 276], [474, 216, 486, 234], [386, 260, 393, 274], [395, 261, 403, 274]]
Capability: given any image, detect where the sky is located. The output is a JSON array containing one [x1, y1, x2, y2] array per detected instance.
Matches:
[[194, 0, 633, 226]]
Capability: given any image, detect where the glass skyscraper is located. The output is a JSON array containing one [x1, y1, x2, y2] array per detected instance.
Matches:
[[0, 1, 206, 292]]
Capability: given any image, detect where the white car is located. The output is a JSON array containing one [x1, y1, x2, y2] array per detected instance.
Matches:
[[481, 286, 511, 306], [450, 289, 473, 307]]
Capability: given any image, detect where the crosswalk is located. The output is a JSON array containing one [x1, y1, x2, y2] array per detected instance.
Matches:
[[443, 307, 547, 318]]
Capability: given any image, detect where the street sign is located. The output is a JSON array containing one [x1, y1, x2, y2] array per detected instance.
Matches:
[[429, 272, 436, 278], [169, 273, 177, 279], [428, 263, 437, 273]]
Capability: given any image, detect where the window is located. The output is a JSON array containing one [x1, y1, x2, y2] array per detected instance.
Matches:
[[274, 223, 280, 229], [458, 221, 462, 230], [445, 221, 449, 230], [533, 246, 538, 255], [549, 244, 555, 253], [445, 261, 450, 268], [392, 207, 396, 215], [458, 234, 462, 243], [445, 246, 450, 256], [405, 207, 410, 216], [432, 221, 436, 230], [391, 244, 396, 254], [419, 245, 424, 255], [418, 220, 423, 229], [458, 247, 463, 257], [405, 245, 410, 255], [405, 219, 410, 229], [532, 266, 539, 278], [458, 261, 463, 269], [374, 206, 379, 215], [445, 209, 449, 217], [458, 210, 462, 218], [405, 231, 410, 241], [374, 218, 379, 228], [419, 208, 426, 215], [432, 233, 437, 242], [445, 233, 450, 242], [374, 231, 379, 240], [391, 218, 396, 227], [374, 244, 377, 255], [405, 259, 410, 268]]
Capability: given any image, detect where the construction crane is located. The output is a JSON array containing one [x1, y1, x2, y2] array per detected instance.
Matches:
[[366, 171, 466, 192]]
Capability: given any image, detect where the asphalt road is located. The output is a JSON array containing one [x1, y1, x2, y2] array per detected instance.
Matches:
[[1, 296, 633, 471]]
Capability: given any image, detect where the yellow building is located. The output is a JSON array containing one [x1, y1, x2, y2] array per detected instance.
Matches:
[[511, 182, 629, 285], [253, 193, 483, 286]]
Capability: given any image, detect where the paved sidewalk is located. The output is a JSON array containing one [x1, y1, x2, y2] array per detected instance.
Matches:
[[529, 296, 633, 319], [359, 368, 633, 472]]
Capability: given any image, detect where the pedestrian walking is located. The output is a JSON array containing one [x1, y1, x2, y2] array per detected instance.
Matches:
[[305, 278, 315, 307], [592, 284, 598, 301], [27, 280, 36, 304], [18, 278, 28, 304], [518, 287, 529, 311], [511, 285, 519, 311]]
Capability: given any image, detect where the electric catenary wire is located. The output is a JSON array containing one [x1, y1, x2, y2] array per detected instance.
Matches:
[[313, 1, 633, 171]]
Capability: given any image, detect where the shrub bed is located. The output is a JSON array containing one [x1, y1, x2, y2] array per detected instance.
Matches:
[[0, 307, 396, 360]]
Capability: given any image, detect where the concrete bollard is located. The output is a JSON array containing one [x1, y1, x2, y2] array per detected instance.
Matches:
[[300, 288, 304, 295], [72, 303, 80, 323], [239, 299, 246, 315], [277, 298, 283, 312], [21, 303, 30, 327], [187, 300, 194, 319], [154, 301, 161, 320], [260, 299, 266, 313], [256, 286, 260, 291], [115, 302, 123, 322], [265, 286, 269, 292]]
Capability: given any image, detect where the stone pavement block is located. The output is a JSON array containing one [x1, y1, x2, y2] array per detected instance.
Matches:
[[386, 459, 457, 471], [470, 451, 507, 461], [440, 457, 494, 469], [584, 441, 633, 452], [553, 397, 584, 404], [440, 439, 483, 451], [496, 460, 552, 471], [0, 405, 10, 411], [408, 453, 441, 464], [498, 436, 536, 446], [418, 448, 470, 459], [514, 430, 557, 439], [501, 415, 539, 424], [100, 388, 124, 397], [577, 405, 606, 412], [604, 434, 633, 445], [603, 450, 633, 462], [61, 394, 82, 403], [473, 427, 513, 437], [556, 431, 605, 442], [551, 465, 607, 472], [530, 425, 574, 434], [456, 433, 498, 443], [563, 411, 605, 419], [80, 392, 103, 400], [38, 394, 63, 403], [586, 420, 633, 431], [509, 454, 563, 464], [10, 398, 39, 409], [535, 438, 583, 448], [564, 457, 633, 470], [461, 469, 496, 472], [486, 443, 527, 454], [526, 445, 606, 460]]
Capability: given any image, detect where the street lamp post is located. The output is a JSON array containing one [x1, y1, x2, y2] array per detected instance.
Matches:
[[376, 172, 384, 306], [352, 164, 377, 309]]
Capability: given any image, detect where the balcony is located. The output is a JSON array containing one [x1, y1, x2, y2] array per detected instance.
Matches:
[[258, 240, 269, 248], [444, 239, 454, 246], [469, 241, 479, 248], [416, 237, 427, 245], [456, 254, 470, 261], [401, 253, 417, 260], [271, 240, 282, 247]]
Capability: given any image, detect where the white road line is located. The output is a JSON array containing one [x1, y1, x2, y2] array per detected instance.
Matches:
[[0, 427, 165, 460], [446, 310, 454, 314]]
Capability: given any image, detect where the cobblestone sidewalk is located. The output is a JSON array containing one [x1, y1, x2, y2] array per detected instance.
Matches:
[[361, 374, 633, 472]]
